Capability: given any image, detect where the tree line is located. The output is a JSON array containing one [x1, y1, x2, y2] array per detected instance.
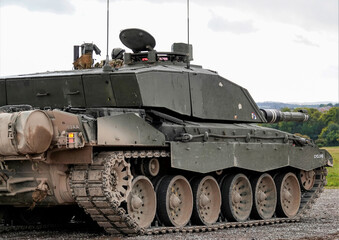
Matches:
[[261, 107, 339, 147]]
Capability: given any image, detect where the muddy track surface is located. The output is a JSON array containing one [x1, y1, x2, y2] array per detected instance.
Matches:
[[1, 189, 338, 240]]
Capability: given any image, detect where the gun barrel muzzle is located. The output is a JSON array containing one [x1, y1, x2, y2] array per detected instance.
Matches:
[[260, 109, 309, 123]]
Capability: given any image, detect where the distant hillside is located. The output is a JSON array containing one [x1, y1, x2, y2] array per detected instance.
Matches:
[[257, 101, 338, 110]]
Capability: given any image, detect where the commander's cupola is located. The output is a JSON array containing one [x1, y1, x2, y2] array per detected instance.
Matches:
[[120, 28, 193, 65]]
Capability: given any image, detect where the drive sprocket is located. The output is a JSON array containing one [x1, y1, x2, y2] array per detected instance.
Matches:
[[102, 152, 133, 205]]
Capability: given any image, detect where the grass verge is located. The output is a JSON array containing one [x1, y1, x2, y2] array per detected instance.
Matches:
[[323, 146, 339, 189]]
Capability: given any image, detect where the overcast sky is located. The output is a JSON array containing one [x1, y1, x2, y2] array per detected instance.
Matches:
[[0, 0, 338, 103]]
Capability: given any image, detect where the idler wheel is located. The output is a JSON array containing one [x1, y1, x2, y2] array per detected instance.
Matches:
[[102, 153, 133, 204], [221, 173, 253, 222], [251, 173, 277, 220], [191, 176, 221, 225], [275, 172, 301, 218], [298, 170, 315, 191], [127, 176, 156, 228], [157, 175, 193, 227]]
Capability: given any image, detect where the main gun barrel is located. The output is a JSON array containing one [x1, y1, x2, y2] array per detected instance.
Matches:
[[260, 109, 309, 123]]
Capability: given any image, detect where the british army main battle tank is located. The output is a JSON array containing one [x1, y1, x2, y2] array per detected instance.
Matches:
[[0, 29, 333, 235]]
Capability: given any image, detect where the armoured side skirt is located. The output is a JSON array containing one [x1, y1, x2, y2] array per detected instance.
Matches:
[[170, 142, 330, 173], [97, 113, 166, 146]]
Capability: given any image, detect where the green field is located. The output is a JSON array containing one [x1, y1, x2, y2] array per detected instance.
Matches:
[[323, 146, 339, 188]]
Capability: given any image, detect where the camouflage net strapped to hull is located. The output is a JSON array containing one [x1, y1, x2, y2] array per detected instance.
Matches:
[[69, 150, 327, 236]]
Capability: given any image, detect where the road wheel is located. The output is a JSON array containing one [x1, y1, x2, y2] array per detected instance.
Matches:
[[221, 173, 252, 222], [275, 172, 301, 218], [157, 175, 193, 227], [191, 176, 221, 225], [127, 176, 156, 228], [251, 173, 277, 219]]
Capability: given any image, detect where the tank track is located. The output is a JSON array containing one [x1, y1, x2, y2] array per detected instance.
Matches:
[[69, 150, 327, 236], [0, 222, 97, 234]]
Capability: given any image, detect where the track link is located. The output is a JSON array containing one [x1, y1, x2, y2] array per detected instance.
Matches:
[[70, 150, 327, 236]]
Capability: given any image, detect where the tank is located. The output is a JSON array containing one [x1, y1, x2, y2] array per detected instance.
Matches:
[[0, 28, 333, 235]]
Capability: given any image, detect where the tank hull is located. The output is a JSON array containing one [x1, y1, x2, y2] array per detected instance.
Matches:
[[0, 111, 332, 207], [0, 60, 333, 235]]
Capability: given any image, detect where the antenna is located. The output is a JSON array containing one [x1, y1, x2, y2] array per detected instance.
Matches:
[[103, 0, 112, 71], [186, 0, 190, 69]]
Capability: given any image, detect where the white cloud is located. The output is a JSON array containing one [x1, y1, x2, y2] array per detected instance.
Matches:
[[0, 0, 75, 14], [115, 0, 338, 33], [3, 0, 337, 33], [208, 14, 257, 34], [0, 0, 338, 103], [294, 35, 319, 47]]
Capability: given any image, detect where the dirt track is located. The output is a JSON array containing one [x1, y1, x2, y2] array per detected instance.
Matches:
[[1, 189, 338, 240]]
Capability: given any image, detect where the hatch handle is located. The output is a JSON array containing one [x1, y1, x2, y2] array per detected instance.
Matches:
[[66, 90, 80, 95], [36, 92, 50, 97]]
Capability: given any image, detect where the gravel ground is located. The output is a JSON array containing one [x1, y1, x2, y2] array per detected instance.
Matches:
[[1, 189, 338, 240]]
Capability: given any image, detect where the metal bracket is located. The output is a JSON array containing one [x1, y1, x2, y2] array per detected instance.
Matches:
[[7, 122, 14, 139]]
